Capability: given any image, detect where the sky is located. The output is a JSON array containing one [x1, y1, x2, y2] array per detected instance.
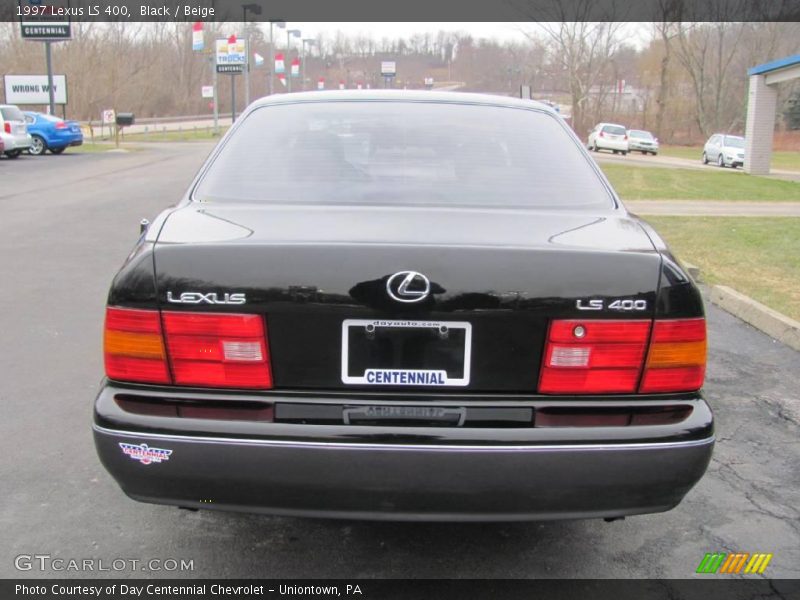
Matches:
[[255, 22, 651, 49]]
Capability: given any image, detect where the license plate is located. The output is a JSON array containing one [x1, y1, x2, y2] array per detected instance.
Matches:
[[341, 319, 472, 386]]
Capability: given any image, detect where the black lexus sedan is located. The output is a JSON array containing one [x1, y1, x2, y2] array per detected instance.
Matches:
[[94, 91, 713, 521]]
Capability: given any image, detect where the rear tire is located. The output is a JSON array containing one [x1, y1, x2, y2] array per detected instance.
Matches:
[[29, 135, 47, 156], [592, 141, 599, 152], [717, 154, 725, 168], [702, 152, 709, 165], [50, 147, 66, 155], [5, 150, 21, 159], [621, 151, 628, 156]]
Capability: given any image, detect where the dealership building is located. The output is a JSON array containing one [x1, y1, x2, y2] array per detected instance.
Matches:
[[745, 54, 800, 175]]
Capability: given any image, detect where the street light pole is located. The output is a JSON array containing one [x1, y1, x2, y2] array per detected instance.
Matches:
[[302, 38, 315, 92], [286, 29, 301, 93], [269, 21, 285, 96], [242, 3, 263, 106]]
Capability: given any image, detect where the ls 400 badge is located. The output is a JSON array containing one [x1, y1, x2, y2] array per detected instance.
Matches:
[[167, 291, 246, 305], [577, 298, 647, 311]]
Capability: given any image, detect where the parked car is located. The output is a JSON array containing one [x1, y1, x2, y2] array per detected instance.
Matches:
[[24, 111, 84, 155], [0, 104, 33, 158], [94, 91, 712, 522], [627, 129, 659, 155], [702, 134, 745, 168], [587, 123, 629, 154]]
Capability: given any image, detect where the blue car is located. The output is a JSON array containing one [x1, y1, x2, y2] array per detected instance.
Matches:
[[24, 111, 83, 155]]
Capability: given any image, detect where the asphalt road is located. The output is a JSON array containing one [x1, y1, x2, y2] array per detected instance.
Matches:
[[1, 144, 799, 580]]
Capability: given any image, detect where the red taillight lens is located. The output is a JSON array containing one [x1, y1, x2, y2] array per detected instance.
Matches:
[[3, 123, 10, 134], [640, 318, 706, 393], [55, 120, 68, 129], [599, 131, 605, 137], [104, 307, 170, 384], [104, 308, 273, 389], [539, 317, 706, 395], [162, 312, 272, 389], [539, 320, 650, 394], [624, 134, 628, 140]]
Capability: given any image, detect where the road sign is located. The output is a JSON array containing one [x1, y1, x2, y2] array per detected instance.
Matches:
[[18, 0, 72, 40], [102, 109, 115, 125], [215, 38, 245, 74], [4, 74, 67, 104], [381, 61, 396, 77], [201, 85, 214, 99]]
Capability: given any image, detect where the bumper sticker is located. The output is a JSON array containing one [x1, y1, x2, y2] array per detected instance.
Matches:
[[119, 442, 173, 465]]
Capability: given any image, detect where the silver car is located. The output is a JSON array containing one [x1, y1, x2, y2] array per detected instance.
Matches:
[[627, 129, 659, 155], [0, 105, 34, 159], [702, 134, 745, 168]]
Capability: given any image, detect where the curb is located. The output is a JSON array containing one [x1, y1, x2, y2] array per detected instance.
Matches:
[[709, 285, 800, 352]]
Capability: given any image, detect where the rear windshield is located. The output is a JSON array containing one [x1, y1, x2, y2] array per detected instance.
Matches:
[[1, 107, 25, 122], [194, 101, 612, 210], [629, 130, 653, 139], [602, 125, 626, 135]]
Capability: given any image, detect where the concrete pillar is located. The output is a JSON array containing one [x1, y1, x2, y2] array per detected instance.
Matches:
[[744, 74, 777, 175]]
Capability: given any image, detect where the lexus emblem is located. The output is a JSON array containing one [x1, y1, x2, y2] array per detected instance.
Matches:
[[386, 271, 431, 303]]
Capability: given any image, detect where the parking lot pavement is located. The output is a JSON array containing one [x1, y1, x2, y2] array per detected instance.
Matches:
[[1, 145, 798, 579]]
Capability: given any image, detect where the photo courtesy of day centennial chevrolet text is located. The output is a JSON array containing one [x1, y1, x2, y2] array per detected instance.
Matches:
[[93, 91, 713, 521]]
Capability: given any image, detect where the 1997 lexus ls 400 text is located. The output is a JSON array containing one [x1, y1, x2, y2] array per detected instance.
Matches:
[[94, 91, 713, 521]]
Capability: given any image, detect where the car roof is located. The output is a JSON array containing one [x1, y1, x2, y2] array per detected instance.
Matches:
[[248, 90, 558, 113], [597, 122, 627, 128]]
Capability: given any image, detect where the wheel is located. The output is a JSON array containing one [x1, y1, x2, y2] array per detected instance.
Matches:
[[702, 152, 708, 164], [641, 150, 647, 155], [50, 147, 66, 155], [592, 141, 599, 152], [621, 151, 627, 156], [29, 135, 46, 156], [612, 150, 618, 154], [717, 154, 725, 167], [651, 152, 658, 156], [5, 150, 21, 159]]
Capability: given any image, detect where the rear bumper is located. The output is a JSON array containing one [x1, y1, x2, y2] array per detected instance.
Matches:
[[0, 132, 32, 150], [597, 139, 628, 151], [94, 383, 714, 521]]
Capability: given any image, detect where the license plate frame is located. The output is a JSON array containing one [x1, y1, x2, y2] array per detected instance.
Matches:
[[341, 319, 472, 387]]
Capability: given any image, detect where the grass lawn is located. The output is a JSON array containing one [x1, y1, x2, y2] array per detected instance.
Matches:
[[660, 145, 800, 172], [601, 164, 800, 201], [645, 216, 800, 321]]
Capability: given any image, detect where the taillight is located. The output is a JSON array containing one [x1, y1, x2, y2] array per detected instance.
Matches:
[[55, 120, 68, 129], [539, 318, 706, 395], [104, 308, 273, 389], [162, 311, 272, 389], [539, 320, 650, 394], [104, 307, 170, 384], [623, 134, 628, 140], [3, 123, 10, 134], [599, 131, 605, 138], [640, 318, 706, 393]]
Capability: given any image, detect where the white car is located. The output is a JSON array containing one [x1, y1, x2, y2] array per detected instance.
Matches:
[[627, 129, 659, 155], [702, 134, 745, 168], [587, 123, 629, 155], [0, 104, 34, 158]]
